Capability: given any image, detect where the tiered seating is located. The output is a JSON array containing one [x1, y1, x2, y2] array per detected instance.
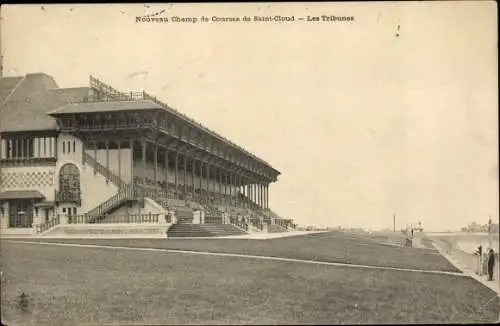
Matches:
[[131, 174, 296, 232], [196, 195, 224, 224]]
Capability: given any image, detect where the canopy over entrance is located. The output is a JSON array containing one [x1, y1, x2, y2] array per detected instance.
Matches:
[[0, 190, 45, 201]]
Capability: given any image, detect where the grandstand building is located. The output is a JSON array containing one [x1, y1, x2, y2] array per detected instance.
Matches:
[[0, 73, 295, 237]]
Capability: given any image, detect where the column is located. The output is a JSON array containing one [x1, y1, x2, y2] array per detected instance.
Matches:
[[118, 141, 122, 186], [184, 154, 187, 195], [0, 202, 9, 230], [259, 183, 264, 208], [256, 183, 259, 208], [248, 183, 252, 203], [242, 178, 247, 208], [129, 139, 134, 185], [191, 158, 195, 198], [218, 168, 222, 195], [266, 184, 269, 209], [229, 173, 233, 205], [20, 136, 25, 159], [164, 149, 169, 193], [236, 174, 240, 204], [175, 152, 179, 192], [253, 184, 257, 206], [154, 142, 158, 187], [206, 163, 210, 194], [141, 140, 147, 186], [51, 137, 56, 158], [0, 138, 4, 159], [199, 161, 203, 195], [224, 171, 227, 197], [105, 140, 110, 184], [245, 183, 252, 206], [263, 184, 267, 209], [81, 137, 86, 166], [93, 141, 98, 175], [31, 137, 37, 159]]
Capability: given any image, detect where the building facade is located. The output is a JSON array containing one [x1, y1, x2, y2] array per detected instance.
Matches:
[[0, 73, 294, 235]]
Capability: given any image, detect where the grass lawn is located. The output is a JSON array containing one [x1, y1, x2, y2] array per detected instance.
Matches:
[[18, 231, 459, 272], [0, 241, 498, 325]]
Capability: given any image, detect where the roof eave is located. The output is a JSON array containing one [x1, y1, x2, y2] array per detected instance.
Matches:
[[0, 128, 57, 135]]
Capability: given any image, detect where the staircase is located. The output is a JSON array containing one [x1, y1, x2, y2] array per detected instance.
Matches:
[[82, 151, 139, 221], [167, 223, 248, 238], [175, 208, 194, 224], [36, 215, 61, 234], [140, 187, 194, 223], [83, 152, 128, 189], [86, 188, 134, 223], [201, 202, 224, 224], [167, 224, 212, 237]]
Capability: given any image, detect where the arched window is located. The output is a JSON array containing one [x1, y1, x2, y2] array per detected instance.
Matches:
[[59, 163, 81, 203]]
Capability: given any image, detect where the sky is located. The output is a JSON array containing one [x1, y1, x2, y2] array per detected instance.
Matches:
[[1, 2, 498, 231]]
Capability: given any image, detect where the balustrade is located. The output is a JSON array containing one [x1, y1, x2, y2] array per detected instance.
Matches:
[[37, 215, 61, 233], [69, 212, 161, 224]]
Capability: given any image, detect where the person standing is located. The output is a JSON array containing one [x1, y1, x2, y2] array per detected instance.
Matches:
[[476, 245, 483, 275], [487, 248, 496, 281]]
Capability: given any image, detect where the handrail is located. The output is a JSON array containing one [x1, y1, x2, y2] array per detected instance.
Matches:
[[37, 215, 61, 234], [248, 217, 264, 231], [229, 216, 248, 231], [85, 188, 133, 222], [133, 184, 171, 211], [83, 152, 128, 189]]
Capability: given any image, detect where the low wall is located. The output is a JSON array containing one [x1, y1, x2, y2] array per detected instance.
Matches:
[[431, 236, 499, 280]]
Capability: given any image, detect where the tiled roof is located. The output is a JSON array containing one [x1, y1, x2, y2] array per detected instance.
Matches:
[[48, 100, 163, 114], [0, 76, 23, 105], [0, 190, 45, 200], [0, 73, 89, 132]]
